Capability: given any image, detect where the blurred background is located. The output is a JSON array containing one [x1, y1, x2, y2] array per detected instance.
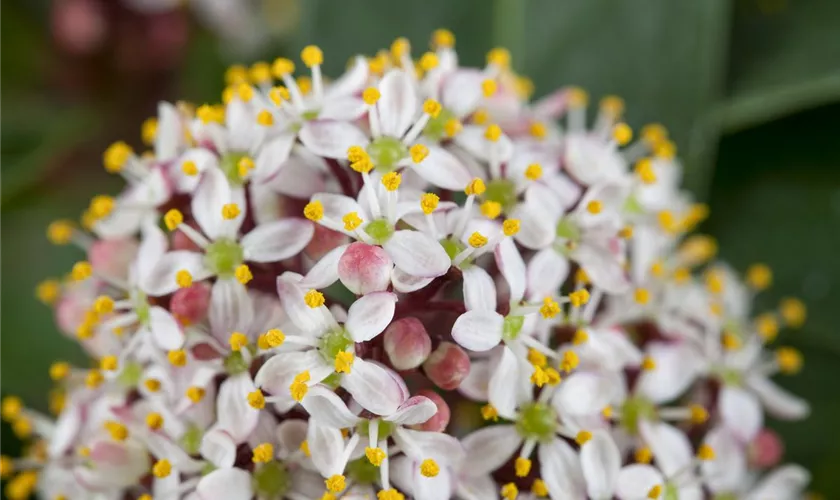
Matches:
[[2, 0, 839, 496]]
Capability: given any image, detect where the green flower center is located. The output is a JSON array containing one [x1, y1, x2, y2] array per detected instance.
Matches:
[[620, 396, 657, 435], [623, 193, 645, 215], [224, 350, 250, 375], [319, 328, 354, 362], [367, 136, 407, 171], [482, 179, 518, 213], [713, 493, 738, 500], [181, 425, 203, 455], [220, 152, 249, 186], [205, 238, 244, 278], [118, 362, 143, 387], [134, 291, 150, 325], [347, 457, 380, 484], [555, 218, 581, 242], [665, 483, 680, 500], [502, 315, 525, 342], [423, 108, 457, 141], [356, 419, 396, 441], [363, 219, 395, 245], [516, 402, 557, 442], [301, 109, 320, 121], [440, 237, 465, 260], [252, 460, 291, 498], [718, 367, 743, 386]]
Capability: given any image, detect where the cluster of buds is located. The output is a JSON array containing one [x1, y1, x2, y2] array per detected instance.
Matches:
[[4, 30, 812, 500]]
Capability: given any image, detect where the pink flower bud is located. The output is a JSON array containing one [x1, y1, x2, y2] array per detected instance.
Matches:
[[749, 428, 784, 468], [412, 390, 450, 432], [384, 318, 432, 370], [423, 342, 470, 390], [88, 238, 138, 281], [339, 242, 393, 295], [305, 224, 349, 260], [170, 282, 211, 325]]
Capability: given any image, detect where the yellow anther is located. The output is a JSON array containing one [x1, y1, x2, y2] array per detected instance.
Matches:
[[351, 158, 374, 173], [303, 200, 325, 221], [501, 482, 518, 500], [364, 446, 386, 467], [297, 74, 312, 95], [144, 378, 162, 392], [527, 348, 547, 367], [634, 446, 653, 464], [381, 172, 402, 191], [71, 261, 93, 281], [540, 297, 560, 319], [152, 459, 172, 478], [221, 203, 241, 220], [710, 302, 724, 317], [575, 268, 590, 284], [237, 83, 254, 102], [780, 297, 807, 328], [502, 219, 521, 237], [545, 367, 562, 385], [444, 118, 462, 137], [1, 397, 22, 421], [85, 370, 104, 388], [419, 52, 439, 72], [197, 104, 225, 124], [619, 225, 634, 239], [146, 412, 164, 430], [531, 479, 549, 497], [746, 263, 773, 291], [484, 124, 502, 142], [530, 366, 550, 387], [263, 329, 285, 348], [362, 87, 381, 105], [431, 29, 455, 49], [252, 442, 274, 463], [94, 295, 115, 314], [49, 361, 71, 381], [515, 75, 535, 99], [103, 141, 133, 173], [334, 351, 355, 374], [138, 495, 152, 500], [11, 417, 32, 438], [89, 195, 115, 220], [269, 86, 291, 106], [186, 386, 205, 403], [141, 117, 158, 146], [420, 458, 440, 477], [634, 288, 650, 305], [689, 404, 709, 424], [422, 98, 442, 118], [367, 51, 388, 75], [468, 232, 488, 248], [641, 356, 656, 371], [181, 160, 199, 176], [406, 145, 430, 166], [648, 484, 663, 499], [249, 61, 272, 83], [586, 200, 603, 214], [569, 289, 590, 307], [635, 158, 657, 184], [225, 64, 248, 85], [176, 269, 193, 289], [697, 444, 715, 461], [257, 109, 274, 127], [684, 204, 709, 231], [222, 86, 235, 105], [325, 474, 346, 493], [99, 355, 118, 371], [655, 140, 677, 159], [5, 470, 38, 500], [0, 456, 13, 479], [47, 220, 74, 245], [575, 430, 593, 446], [465, 178, 486, 196], [514, 457, 532, 477], [561, 350, 580, 372], [377, 489, 405, 500], [722, 331, 742, 351], [419, 193, 440, 215], [525, 163, 543, 181], [290, 380, 309, 402], [480, 200, 502, 219], [641, 123, 668, 144], [705, 269, 724, 295], [672, 267, 691, 284], [600, 95, 625, 116], [776, 347, 803, 374], [472, 108, 489, 125], [612, 123, 633, 146], [104, 420, 129, 441], [678, 235, 718, 265], [390, 37, 410, 61], [481, 79, 497, 98], [601, 405, 613, 419], [755, 313, 779, 342], [338, 212, 361, 232], [163, 209, 184, 231], [272, 57, 295, 77], [77, 446, 91, 457], [529, 122, 547, 140], [168, 349, 187, 367], [481, 403, 499, 421], [486, 47, 511, 68], [568, 87, 589, 107], [229, 332, 248, 352], [573, 329, 589, 345], [235, 264, 253, 285], [650, 260, 666, 278], [299, 440, 311, 457], [304, 290, 325, 308], [247, 390, 266, 410]]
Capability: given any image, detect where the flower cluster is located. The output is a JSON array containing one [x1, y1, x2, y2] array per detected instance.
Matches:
[[4, 31, 813, 500]]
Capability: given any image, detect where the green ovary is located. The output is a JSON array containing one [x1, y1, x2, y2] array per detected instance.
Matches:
[[319, 328, 354, 362], [620, 396, 657, 435], [502, 315, 525, 341], [363, 219, 395, 245], [483, 179, 518, 213], [252, 460, 291, 497], [423, 108, 457, 141], [555, 218, 581, 241], [220, 152, 249, 185], [347, 457, 380, 484], [205, 238, 244, 278], [515, 402, 557, 442], [367, 136, 407, 171]]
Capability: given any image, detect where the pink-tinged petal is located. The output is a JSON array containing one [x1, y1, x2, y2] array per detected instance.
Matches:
[[719, 386, 763, 442], [93, 206, 146, 239], [199, 428, 237, 468], [391, 266, 434, 293], [142, 251, 211, 296], [384, 318, 432, 371], [701, 426, 747, 493], [324, 57, 369, 100], [148, 306, 184, 350], [451, 310, 503, 352], [192, 167, 241, 240], [424, 342, 470, 391], [254, 350, 325, 395], [319, 97, 367, 121], [456, 475, 499, 500], [460, 425, 521, 476], [299, 243, 348, 290], [196, 468, 253, 500], [383, 230, 450, 278], [564, 134, 626, 186], [276, 276, 332, 335], [412, 145, 472, 191], [458, 358, 491, 401], [744, 465, 809, 500], [299, 120, 369, 159], [253, 132, 295, 181], [441, 69, 484, 118], [216, 373, 259, 443], [616, 464, 665, 500], [553, 371, 617, 416], [635, 342, 702, 404], [581, 328, 643, 371], [307, 419, 346, 477], [301, 385, 361, 429], [510, 202, 555, 250], [385, 396, 437, 425], [345, 292, 397, 342], [240, 218, 314, 262], [495, 238, 527, 303], [48, 398, 82, 458], [574, 241, 630, 293], [538, 438, 587, 500], [488, 347, 520, 419], [746, 375, 810, 420], [338, 242, 393, 295], [532, 88, 570, 120], [265, 153, 327, 199], [377, 69, 418, 138], [174, 148, 218, 192], [341, 358, 405, 416], [638, 420, 693, 478], [311, 192, 367, 235], [580, 430, 621, 499], [208, 279, 254, 342], [454, 125, 514, 163], [462, 266, 497, 312], [393, 427, 465, 466], [526, 248, 569, 300]]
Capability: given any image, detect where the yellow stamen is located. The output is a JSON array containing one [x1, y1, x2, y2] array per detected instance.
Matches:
[[420, 458, 440, 477], [484, 124, 502, 142], [85, 370, 104, 388], [568, 87, 589, 107], [468, 232, 488, 248], [256, 109, 274, 127], [264, 328, 285, 348], [525, 163, 543, 181], [422, 99, 442, 118], [776, 347, 803, 374], [746, 263, 772, 290], [722, 331, 742, 351], [0, 456, 13, 479], [634, 288, 650, 305], [529, 122, 547, 140], [612, 123, 633, 146], [635, 446, 653, 464], [377, 489, 404, 500], [186, 386, 205, 403], [568, 289, 590, 307], [641, 356, 656, 371], [269, 86, 291, 105], [431, 29, 455, 49], [144, 378, 162, 392], [575, 430, 592, 445], [168, 349, 187, 367], [527, 348, 547, 367], [71, 261, 93, 281], [540, 297, 560, 319], [304, 290, 325, 308], [472, 108, 489, 125], [334, 351, 355, 373], [300, 440, 311, 457], [481, 403, 499, 421], [480, 200, 502, 219], [290, 380, 308, 402], [325, 474, 345, 493], [176, 269, 193, 289], [104, 420, 129, 441], [1, 397, 22, 421], [99, 355, 118, 371], [486, 47, 511, 68], [409, 143, 429, 163], [602, 405, 613, 419], [152, 459, 172, 478], [381, 172, 402, 191], [600, 95, 625, 116], [530, 366, 550, 387], [229, 332, 248, 352], [49, 362, 70, 381], [235, 264, 253, 285], [365, 446, 386, 466], [501, 483, 518, 500], [304, 200, 324, 221], [249, 61, 271, 83], [221, 203, 241, 220], [561, 350, 579, 372], [146, 412, 164, 430], [586, 200, 602, 214], [247, 390, 266, 409], [635, 158, 657, 184], [225, 65, 248, 85], [531, 479, 548, 497], [503, 219, 520, 236], [271, 57, 295, 78], [252, 443, 274, 463], [419, 52, 439, 72], [481, 79, 497, 98], [780, 297, 806, 328], [164, 209, 184, 231], [648, 484, 663, 499], [390, 38, 409, 61], [573, 329, 589, 345], [103, 141, 133, 173], [514, 457, 531, 477], [362, 87, 381, 105], [444, 118, 462, 137], [420, 193, 439, 214], [47, 220, 74, 245], [697, 444, 715, 461], [237, 83, 254, 102], [689, 404, 709, 424]]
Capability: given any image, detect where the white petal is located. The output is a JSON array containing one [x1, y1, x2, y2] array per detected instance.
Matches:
[[319, 97, 367, 121], [383, 230, 450, 278], [196, 468, 253, 500], [216, 373, 259, 443], [301, 385, 361, 428], [173, 148, 217, 193], [341, 358, 404, 416], [745, 465, 810, 500], [393, 427, 465, 466], [298, 244, 349, 289], [377, 69, 417, 138], [143, 251, 211, 296], [701, 426, 747, 493], [192, 167, 241, 240], [635, 342, 702, 404], [451, 310, 503, 352], [580, 430, 621, 499], [454, 125, 513, 163], [240, 218, 314, 262], [553, 371, 616, 416], [254, 350, 324, 395], [526, 248, 569, 301], [299, 120, 369, 159], [746, 375, 810, 420], [325, 57, 369, 100], [384, 396, 437, 425], [253, 133, 295, 181], [458, 358, 491, 401], [412, 145, 472, 191], [488, 347, 520, 419], [209, 279, 254, 342], [510, 202, 555, 250], [391, 266, 434, 293], [311, 192, 366, 235], [276, 276, 332, 335], [136, 222, 168, 280], [616, 464, 665, 500], [199, 428, 237, 468], [460, 425, 521, 476], [719, 386, 763, 442], [265, 153, 327, 198], [413, 460, 454, 500], [538, 438, 587, 500], [275, 419, 308, 458], [148, 306, 184, 350], [155, 102, 181, 160], [573, 240, 630, 293], [456, 474, 499, 500], [495, 238, 527, 303], [307, 419, 346, 477], [441, 70, 484, 118], [462, 266, 497, 312], [638, 420, 693, 478], [48, 398, 82, 458], [345, 292, 397, 342]]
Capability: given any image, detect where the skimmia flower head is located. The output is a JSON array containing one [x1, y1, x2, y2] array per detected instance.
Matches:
[[7, 31, 814, 500]]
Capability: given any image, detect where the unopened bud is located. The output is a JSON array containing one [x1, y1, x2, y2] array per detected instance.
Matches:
[[88, 239, 139, 281], [384, 318, 432, 370], [338, 242, 393, 295], [411, 390, 450, 432], [170, 282, 211, 325], [749, 428, 784, 469], [423, 342, 470, 390]]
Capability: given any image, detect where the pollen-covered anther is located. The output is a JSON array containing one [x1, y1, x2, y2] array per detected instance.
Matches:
[[484, 124, 502, 142], [746, 263, 772, 290], [71, 261, 93, 281], [334, 351, 355, 373], [634, 446, 653, 464], [419, 52, 439, 71], [529, 122, 547, 139], [237, 83, 254, 102], [697, 444, 715, 461], [420, 458, 440, 477], [514, 457, 532, 477], [525, 163, 543, 180], [634, 288, 650, 305], [573, 329, 589, 345], [486, 47, 511, 68], [249, 61, 271, 83], [252, 442, 274, 463], [776, 347, 802, 374], [648, 484, 663, 499], [146, 412, 164, 430], [93, 295, 115, 314], [641, 356, 656, 371], [103, 141, 133, 173], [304, 200, 324, 221], [235, 264, 253, 285], [229, 332, 248, 352], [272, 57, 295, 78], [568, 289, 590, 307], [186, 386, 205, 402], [500, 482, 518, 500], [256, 109, 274, 126], [780, 297, 806, 327], [325, 474, 346, 493], [586, 200, 603, 214], [422, 98, 442, 118], [612, 122, 633, 146], [269, 86, 291, 105], [468, 232, 488, 248], [568, 87, 589, 107], [444, 118, 462, 137], [575, 430, 593, 445], [600, 95, 625, 116], [420, 193, 439, 214], [527, 348, 547, 367], [89, 195, 115, 220], [85, 370, 104, 388], [503, 219, 520, 236], [365, 446, 386, 466], [381, 172, 402, 191], [263, 328, 285, 348], [144, 378, 162, 392], [152, 459, 172, 478], [49, 361, 70, 381], [689, 404, 709, 424], [247, 390, 266, 410], [99, 355, 118, 371], [221, 203, 241, 220], [635, 158, 657, 184], [481, 403, 499, 421], [480, 200, 502, 219], [722, 331, 742, 351], [104, 421, 129, 441], [481, 79, 497, 97], [1, 397, 22, 421], [362, 87, 381, 105], [539, 297, 560, 319], [531, 479, 548, 497], [168, 349, 187, 367], [530, 366, 550, 387], [409, 143, 429, 163], [164, 209, 184, 231], [176, 269, 193, 289], [378, 489, 405, 500], [290, 375, 310, 402], [47, 220, 74, 245], [304, 290, 325, 308], [431, 28, 455, 49], [560, 350, 580, 372]]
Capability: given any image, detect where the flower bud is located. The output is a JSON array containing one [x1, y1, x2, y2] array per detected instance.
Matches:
[[749, 428, 784, 468], [170, 282, 211, 325], [423, 342, 470, 390], [338, 242, 393, 295], [384, 318, 432, 370], [305, 224, 349, 260], [412, 390, 450, 432], [88, 238, 138, 281]]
